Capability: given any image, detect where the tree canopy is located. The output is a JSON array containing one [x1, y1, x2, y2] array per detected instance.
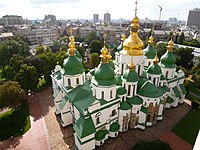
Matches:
[[90, 53, 100, 68], [89, 40, 103, 54]]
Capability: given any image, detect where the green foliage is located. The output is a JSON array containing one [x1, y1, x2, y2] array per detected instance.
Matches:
[[84, 32, 98, 45], [155, 42, 167, 59], [177, 32, 185, 44], [10, 54, 25, 72], [133, 140, 172, 150], [90, 53, 100, 68], [183, 39, 200, 48], [35, 77, 48, 93], [192, 56, 200, 87], [25, 55, 43, 75], [76, 46, 85, 58], [172, 109, 200, 145], [14, 64, 39, 91], [60, 45, 68, 51], [89, 40, 103, 54], [55, 50, 67, 66], [174, 47, 194, 69], [0, 81, 25, 108], [35, 45, 51, 55], [0, 100, 30, 140]]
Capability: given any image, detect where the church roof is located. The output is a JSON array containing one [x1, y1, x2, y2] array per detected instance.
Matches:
[[147, 63, 162, 75], [127, 96, 143, 105], [119, 101, 132, 110]]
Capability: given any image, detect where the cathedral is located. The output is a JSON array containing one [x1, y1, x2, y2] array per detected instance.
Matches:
[[51, 9, 187, 150]]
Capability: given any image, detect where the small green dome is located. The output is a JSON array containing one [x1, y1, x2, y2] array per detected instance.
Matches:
[[119, 101, 132, 110], [117, 86, 127, 95], [137, 81, 163, 98], [92, 63, 117, 86], [66, 50, 82, 60], [127, 96, 143, 105], [143, 45, 156, 59], [122, 69, 139, 82], [159, 51, 177, 68], [63, 56, 85, 75], [116, 42, 123, 52], [147, 64, 162, 75]]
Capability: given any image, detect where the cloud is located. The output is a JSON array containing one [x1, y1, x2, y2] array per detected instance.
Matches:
[[30, 0, 81, 4]]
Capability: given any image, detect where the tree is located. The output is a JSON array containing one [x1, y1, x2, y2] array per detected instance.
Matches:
[[90, 53, 100, 68], [0, 81, 25, 108], [84, 32, 98, 45], [174, 47, 194, 69], [14, 64, 39, 91], [76, 46, 85, 58], [55, 50, 67, 66], [192, 56, 200, 87], [177, 32, 185, 44], [155, 43, 167, 59], [10, 54, 25, 73], [35, 46, 51, 55], [89, 40, 103, 54]]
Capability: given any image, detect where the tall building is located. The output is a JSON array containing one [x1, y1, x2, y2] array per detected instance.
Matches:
[[104, 12, 111, 24], [43, 14, 57, 27], [187, 8, 200, 27], [93, 14, 99, 23], [51, 10, 187, 150], [3, 15, 23, 26]]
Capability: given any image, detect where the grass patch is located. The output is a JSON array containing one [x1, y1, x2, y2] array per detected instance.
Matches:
[[0, 100, 31, 140], [171, 108, 200, 145]]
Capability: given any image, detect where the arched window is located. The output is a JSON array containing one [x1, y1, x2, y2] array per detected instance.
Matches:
[[110, 90, 113, 98], [96, 117, 100, 124], [122, 96, 125, 101], [121, 64, 124, 74], [102, 91, 104, 99], [147, 114, 151, 122], [138, 65, 141, 75], [76, 78, 79, 84], [68, 78, 71, 85], [166, 71, 169, 78], [153, 78, 156, 85], [111, 109, 117, 116], [128, 85, 131, 96], [133, 85, 135, 95], [148, 61, 151, 66]]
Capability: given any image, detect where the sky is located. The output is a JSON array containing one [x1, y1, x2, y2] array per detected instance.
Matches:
[[0, 0, 199, 21]]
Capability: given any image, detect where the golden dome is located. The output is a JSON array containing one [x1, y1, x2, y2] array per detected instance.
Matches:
[[153, 52, 159, 64], [121, 34, 126, 42], [68, 27, 76, 56], [123, 14, 144, 56], [167, 38, 174, 52], [148, 35, 154, 45], [100, 33, 110, 64]]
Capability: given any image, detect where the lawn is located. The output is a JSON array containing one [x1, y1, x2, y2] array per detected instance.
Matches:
[[0, 100, 31, 140], [171, 108, 200, 145]]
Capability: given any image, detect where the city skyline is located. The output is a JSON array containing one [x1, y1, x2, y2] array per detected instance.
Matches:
[[0, 0, 199, 21]]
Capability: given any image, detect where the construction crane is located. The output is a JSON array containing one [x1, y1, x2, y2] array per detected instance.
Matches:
[[158, 5, 163, 22]]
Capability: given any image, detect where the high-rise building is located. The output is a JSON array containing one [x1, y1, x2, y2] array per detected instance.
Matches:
[[104, 12, 111, 24], [3, 15, 23, 26], [93, 14, 99, 23], [187, 8, 200, 27]]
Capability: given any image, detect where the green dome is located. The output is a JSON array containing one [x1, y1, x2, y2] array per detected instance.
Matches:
[[116, 42, 123, 52], [92, 63, 117, 86], [116, 86, 127, 95], [127, 96, 143, 105], [159, 51, 177, 68], [147, 64, 162, 75], [63, 56, 85, 75], [137, 81, 163, 98], [143, 45, 156, 59], [122, 69, 139, 82], [66, 50, 82, 60], [109, 61, 115, 69], [119, 101, 132, 110]]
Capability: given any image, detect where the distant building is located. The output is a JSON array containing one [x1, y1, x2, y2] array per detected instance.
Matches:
[[104, 12, 111, 24], [187, 8, 200, 27], [93, 14, 99, 23], [43, 14, 57, 27], [0, 32, 13, 41], [168, 18, 177, 24], [3, 15, 23, 26]]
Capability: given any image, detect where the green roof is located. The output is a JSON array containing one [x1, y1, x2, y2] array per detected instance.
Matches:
[[137, 78, 148, 90], [140, 106, 148, 114], [167, 96, 174, 104], [161, 85, 170, 92], [116, 86, 127, 95], [119, 101, 132, 110], [53, 88, 60, 98], [92, 63, 117, 86], [95, 130, 109, 141], [68, 81, 95, 114], [137, 81, 163, 98], [109, 122, 120, 132], [122, 69, 139, 82], [127, 96, 143, 105], [63, 55, 85, 75], [73, 115, 96, 138], [116, 42, 123, 52], [172, 86, 181, 98], [160, 74, 166, 80], [159, 51, 177, 68], [143, 45, 156, 59], [116, 75, 122, 85], [109, 61, 115, 69], [147, 64, 162, 75], [66, 50, 82, 59], [54, 71, 62, 80], [59, 97, 69, 110], [179, 84, 187, 94]]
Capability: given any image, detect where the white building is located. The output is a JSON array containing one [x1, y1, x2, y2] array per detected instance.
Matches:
[[51, 13, 187, 150]]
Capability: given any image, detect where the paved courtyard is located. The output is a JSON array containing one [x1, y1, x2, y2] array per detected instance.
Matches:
[[0, 87, 193, 150]]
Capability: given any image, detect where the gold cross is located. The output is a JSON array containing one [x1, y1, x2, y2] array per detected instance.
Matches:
[[135, 0, 138, 15], [103, 33, 107, 44], [69, 26, 72, 36]]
